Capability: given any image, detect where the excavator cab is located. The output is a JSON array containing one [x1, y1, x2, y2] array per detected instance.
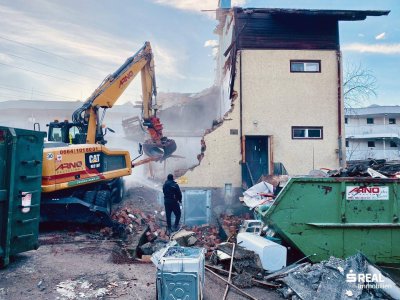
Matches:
[[47, 120, 86, 144]]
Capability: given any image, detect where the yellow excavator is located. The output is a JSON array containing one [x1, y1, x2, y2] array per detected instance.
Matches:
[[40, 41, 176, 223]]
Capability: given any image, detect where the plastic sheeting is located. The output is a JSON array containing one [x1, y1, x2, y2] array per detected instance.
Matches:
[[242, 181, 274, 209]]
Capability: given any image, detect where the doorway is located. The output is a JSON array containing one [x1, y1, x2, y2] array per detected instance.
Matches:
[[243, 136, 269, 189]]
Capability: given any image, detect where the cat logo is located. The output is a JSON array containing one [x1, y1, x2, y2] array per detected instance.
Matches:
[[89, 154, 100, 164]]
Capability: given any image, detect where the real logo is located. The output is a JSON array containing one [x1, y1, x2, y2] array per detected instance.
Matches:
[[346, 270, 385, 283]]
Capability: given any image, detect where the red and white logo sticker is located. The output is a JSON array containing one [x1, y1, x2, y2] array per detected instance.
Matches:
[[346, 186, 389, 200]]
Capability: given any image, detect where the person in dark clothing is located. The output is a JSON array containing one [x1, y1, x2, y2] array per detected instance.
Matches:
[[163, 174, 182, 233]]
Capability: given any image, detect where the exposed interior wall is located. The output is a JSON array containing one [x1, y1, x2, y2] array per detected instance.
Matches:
[[181, 98, 242, 188], [241, 49, 342, 174]]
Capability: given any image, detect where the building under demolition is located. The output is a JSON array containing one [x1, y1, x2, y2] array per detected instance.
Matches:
[[177, 2, 389, 215]]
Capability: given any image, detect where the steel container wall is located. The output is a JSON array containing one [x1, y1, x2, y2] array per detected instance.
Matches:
[[261, 177, 400, 264], [0, 126, 45, 268]]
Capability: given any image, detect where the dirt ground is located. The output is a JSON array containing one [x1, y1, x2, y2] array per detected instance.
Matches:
[[0, 183, 283, 300]]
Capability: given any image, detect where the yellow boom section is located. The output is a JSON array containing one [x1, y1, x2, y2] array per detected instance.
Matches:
[[76, 42, 155, 144]]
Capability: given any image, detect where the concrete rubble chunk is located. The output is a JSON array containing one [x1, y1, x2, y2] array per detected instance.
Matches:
[[171, 230, 197, 247]]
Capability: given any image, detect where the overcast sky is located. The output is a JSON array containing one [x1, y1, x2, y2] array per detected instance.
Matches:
[[0, 0, 398, 106]]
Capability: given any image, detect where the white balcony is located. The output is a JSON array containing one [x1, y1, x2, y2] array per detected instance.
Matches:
[[345, 124, 400, 139], [346, 149, 400, 161]]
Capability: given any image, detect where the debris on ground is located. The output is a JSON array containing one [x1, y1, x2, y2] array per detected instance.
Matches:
[[213, 243, 264, 279], [220, 214, 252, 241], [171, 229, 197, 246], [274, 253, 400, 300], [56, 279, 115, 299]]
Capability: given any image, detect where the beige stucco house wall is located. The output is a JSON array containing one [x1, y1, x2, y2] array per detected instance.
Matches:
[[241, 50, 344, 174], [182, 49, 344, 188]]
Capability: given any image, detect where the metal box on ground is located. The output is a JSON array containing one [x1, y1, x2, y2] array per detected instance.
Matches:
[[0, 126, 45, 268], [261, 177, 400, 264], [155, 246, 205, 300]]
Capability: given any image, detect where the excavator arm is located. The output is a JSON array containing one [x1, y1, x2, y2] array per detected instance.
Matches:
[[70, 41, 176, 159]]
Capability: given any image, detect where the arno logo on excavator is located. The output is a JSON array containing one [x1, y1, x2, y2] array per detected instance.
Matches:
[[56, 161, 83, 171], [119, 71, 134, 88]]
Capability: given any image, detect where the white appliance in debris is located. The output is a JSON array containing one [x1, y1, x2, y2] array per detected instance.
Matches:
[[237, 232, 287, 272], [239, 220, 263, 235]]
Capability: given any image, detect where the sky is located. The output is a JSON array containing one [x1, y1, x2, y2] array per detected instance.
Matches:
[[0, 0, 398, 106]]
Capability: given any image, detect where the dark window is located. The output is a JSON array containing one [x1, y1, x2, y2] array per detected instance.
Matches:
[[367, 141, 375, 148], [389, 118, 396, 124], [345, 118, 348, 124], [230, 129, 238, 135], [345, 140, 349, 147], [290, 60, 321, 73], [390, 141, 398, 148], [367, 118, 374, 124], [292, 127, 323, 139]]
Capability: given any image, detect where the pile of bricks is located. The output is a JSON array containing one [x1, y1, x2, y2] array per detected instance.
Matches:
[[101, 206, 171, 260], [220, 213, 251, 238], [102, 207, 254, 262], [187, 225, 221, 257]]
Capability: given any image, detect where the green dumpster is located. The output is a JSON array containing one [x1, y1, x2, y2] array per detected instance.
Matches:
[[0, 126, 45, 268], [261, 177, 400, 264]]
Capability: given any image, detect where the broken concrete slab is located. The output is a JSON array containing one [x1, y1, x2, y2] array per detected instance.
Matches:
[[171, 230, 197, 247], [217, 243, 263, 277]]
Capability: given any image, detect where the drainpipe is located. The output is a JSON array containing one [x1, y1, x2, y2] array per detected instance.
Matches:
[[240, 51, 244, 163], [337, 51, 344, 167]]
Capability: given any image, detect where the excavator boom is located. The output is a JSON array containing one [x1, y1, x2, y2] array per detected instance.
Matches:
[[70, 41, 176, 160]]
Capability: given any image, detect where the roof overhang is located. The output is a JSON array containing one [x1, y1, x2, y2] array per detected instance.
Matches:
[[234, 8, 390, 21]]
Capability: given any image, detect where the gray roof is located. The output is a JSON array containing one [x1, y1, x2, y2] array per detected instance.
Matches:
[[345, 105, 400, 117], [235, 8, 390, 21]]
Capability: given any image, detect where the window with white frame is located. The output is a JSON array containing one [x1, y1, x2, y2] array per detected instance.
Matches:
[[290, 60, 321, 73], [292, 127, 323, 139]]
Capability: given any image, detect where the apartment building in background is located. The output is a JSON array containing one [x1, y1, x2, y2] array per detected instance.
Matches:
[[345, 105, 400, 161]]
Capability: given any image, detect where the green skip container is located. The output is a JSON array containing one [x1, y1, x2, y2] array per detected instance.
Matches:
[[0, 126, 45, 268], [261, 177, 400, 264]]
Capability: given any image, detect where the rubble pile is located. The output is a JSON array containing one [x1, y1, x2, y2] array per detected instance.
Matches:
[[220, 213, 252, 240], [273, 253, 400, 300], [213, 243, 263, 280], [103, 206, 227, 262], [185, 225, 220, 257], [328, 159, 400, 178], [102, 205, 170, 263]]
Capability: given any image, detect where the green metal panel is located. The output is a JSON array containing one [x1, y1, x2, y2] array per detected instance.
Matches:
[[261, 177, 400, 264], [0, 126, 45, 268]]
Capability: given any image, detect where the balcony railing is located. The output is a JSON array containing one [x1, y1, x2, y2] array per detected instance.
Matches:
[[346, 149, 400, 161], [345, 124, 400, 137]]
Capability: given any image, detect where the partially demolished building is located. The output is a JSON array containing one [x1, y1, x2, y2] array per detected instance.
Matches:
[[179, 3, 389, 213]]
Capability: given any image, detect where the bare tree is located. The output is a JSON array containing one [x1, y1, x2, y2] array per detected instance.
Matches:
[[343, 63, 377, 109]]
